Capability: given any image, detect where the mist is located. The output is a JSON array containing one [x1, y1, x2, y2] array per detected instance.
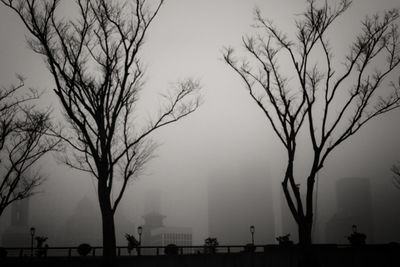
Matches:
[[1, 0, 400, 249]]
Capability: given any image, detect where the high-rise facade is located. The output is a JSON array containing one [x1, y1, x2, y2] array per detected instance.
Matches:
[[325, 177, 374, 244], [208, 161, 275, 245], [1, 198, 30, 247]]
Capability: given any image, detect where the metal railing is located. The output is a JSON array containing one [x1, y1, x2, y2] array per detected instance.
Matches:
[[2, 244, 394, 258], [2, 244, 271, 258]]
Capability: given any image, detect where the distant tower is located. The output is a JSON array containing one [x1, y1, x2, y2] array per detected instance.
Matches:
[[325, 177, 374, 243], [141, 190, 165, 245], [1, 199, 30, 247], [142, 212, 166, 245]]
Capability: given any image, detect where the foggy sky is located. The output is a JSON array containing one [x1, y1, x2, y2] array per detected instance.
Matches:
[[1, 0, 400, 246]]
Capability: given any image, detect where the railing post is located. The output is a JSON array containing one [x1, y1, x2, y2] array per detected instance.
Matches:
[[68, 248, 72, 257], [180, 247, 183, 255], [19, 248, 23, 258], [156, 247, 159, 255], [92, 247, 95, 256], [118, 247, 121, 256], [227, 246, 230, 254]]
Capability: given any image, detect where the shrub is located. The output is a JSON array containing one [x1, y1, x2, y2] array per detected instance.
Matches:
[[164, 244, 179, 255], [77, 243, 92, 256]]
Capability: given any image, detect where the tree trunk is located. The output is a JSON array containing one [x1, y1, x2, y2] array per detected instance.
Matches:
[[101, 208, 117, 266], [98, 182, 117, 266], [298, 216, 313, 246]]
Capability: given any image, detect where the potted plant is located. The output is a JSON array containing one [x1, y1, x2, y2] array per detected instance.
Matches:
[[125, 234, 139, 255], [77, 243, 92, 256], [276, 234, 294, 246], [203, 237, 219, 254], [35, 236, 48, 257], [347, 225, 366, 246]]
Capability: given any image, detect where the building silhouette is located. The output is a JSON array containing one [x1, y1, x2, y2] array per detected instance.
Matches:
[[142, 212, 166, 246], [141, 190, 192, 252], [325, 177, 374, 244], [150, 226, 192, 247], [59, 194, 134, 246], [59, 195, 102, 246], [1, 198, 30, 247], [208, 160, 275, 245]]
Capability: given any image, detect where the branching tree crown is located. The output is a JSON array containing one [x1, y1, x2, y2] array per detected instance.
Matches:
[[1, 0, 201, 262], [0, 76, 60, 217], [223, 0, 400, 244]]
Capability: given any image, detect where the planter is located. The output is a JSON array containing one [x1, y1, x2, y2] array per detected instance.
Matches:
[[77, 243, 92, 256]]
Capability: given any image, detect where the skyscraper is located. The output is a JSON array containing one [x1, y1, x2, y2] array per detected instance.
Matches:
[[325, 177, 374, 244], [208, 160, 275, 245], [1, 198, 30, 247]]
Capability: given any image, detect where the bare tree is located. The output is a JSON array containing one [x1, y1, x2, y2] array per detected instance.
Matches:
[[1, 0, 201, 262], [223, 0, 400, 245], [0, 76, 59, 217]]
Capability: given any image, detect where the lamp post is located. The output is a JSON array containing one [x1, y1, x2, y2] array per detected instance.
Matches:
[[137, 226, 143, 245], [30, 227, 35, 257], [137, 226, 143, 256], [250, 225, 255, 245]]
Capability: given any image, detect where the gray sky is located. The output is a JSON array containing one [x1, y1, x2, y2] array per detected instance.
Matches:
[[1, 0, 400, 246]]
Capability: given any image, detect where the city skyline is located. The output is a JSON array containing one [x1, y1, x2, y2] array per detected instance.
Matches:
[[0, 0, 400, 251]]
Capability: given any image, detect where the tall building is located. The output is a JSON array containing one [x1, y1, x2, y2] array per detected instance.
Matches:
[[208, 161, 275, 245], [59, 194, 134, 246], [325, 177, 374, 244], [150, 227, 192, 247], [141, 190, 165, 246], [59, 195, 102, 246], [141, 191, 192, 251], [142, 212, 166, 246], [1, 198, 30, 247]]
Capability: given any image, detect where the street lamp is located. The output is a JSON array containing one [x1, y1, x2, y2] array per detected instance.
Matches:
[[30, 227, 35, 257], [137, 226, 143, 245], [137, 226, 143, 256], [250, 225, 255, 245]]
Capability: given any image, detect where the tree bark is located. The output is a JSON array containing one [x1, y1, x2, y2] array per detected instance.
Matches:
[[98, 181, 117, 266], [298, 217, 313, 246]]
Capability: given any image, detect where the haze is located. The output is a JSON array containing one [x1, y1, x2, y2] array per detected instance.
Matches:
[[1, 0, 400, 247]]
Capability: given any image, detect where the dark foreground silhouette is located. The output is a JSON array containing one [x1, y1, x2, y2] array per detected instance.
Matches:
[[1, 244, 399, 267]]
